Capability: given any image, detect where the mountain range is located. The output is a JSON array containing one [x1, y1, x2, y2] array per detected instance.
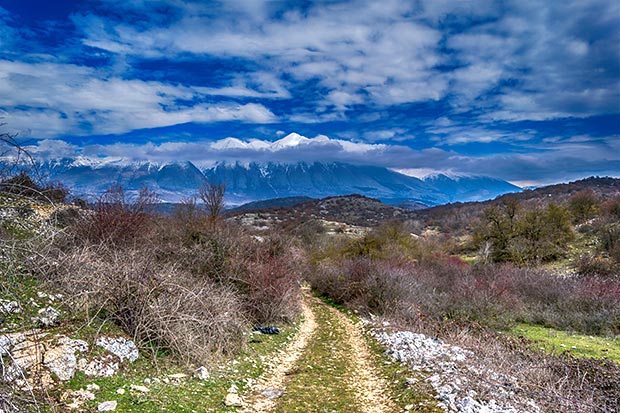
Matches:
[[36, 158, 521, 206]]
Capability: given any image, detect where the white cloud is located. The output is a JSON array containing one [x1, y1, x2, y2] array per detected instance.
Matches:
[[23, 132, 619, 185], [73, 0, 447, 109], [363, 128, 408, 141], [445, 1, 620, 119], [425, 119, 536, 145], [0, 60, 277, 137]]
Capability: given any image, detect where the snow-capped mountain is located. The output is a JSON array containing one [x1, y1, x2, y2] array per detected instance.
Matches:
[[422, 173, 522, 203], [35, 159, 521, 205]]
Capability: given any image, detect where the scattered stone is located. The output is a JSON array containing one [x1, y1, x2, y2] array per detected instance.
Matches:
[[0, 331, 45, 381], [261, 387, 285, 399], [87, 383, 101, 392], [0, 299, 20, 314], [162, 377, 170, 384], [459, 396, 485, 413], [97, 400, 118, 411], [169, 372, 188, 380], [65, 389, 95, 409], [194, 366, 210, 380], [228, 383, 239, 393], [143, 378, 152, 385], [372, 329, 542, 413], [96, 336, 139, 362], [34, 306, 60, 327], [37, 291, 48, 299], [405, 377, 418, 386], [116, 388, 125, 395], [224, 392, 244, 407], [78, 355, 119, 377], [130, 384, 150, 393], [0, 334, 16, 356]]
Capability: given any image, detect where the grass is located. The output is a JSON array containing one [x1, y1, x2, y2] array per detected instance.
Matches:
[[1, 286, 299, 413], [0, 275, 56, 330], [50, 319, 300, 413], [512, 323, 620, 363]]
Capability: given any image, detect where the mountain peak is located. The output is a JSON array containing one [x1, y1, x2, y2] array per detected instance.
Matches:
[[272, 133, 310, 149]]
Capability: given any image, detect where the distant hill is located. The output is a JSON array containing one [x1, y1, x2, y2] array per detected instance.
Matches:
[[228, 194, 414, 228], [230, 196, 314, 212], [411, 176, 620, 233], [229, 177, 620, 231]]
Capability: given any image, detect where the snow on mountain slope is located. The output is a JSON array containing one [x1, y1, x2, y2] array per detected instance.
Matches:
[[36, 159, 521, 205]]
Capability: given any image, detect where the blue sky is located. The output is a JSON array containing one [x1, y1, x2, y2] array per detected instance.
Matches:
[[0, 0, 619, 185]]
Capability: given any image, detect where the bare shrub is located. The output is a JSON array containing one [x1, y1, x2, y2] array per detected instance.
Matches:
[[141, 278, 247, 362], [243, 254, 301, 323], [152, 215, 303, 324], [72, 185, 156, 246], [309, 257, 417, 317], [33, 244, 248, 363], [308, 251, 620, 336], [32, 205, 303, 364]]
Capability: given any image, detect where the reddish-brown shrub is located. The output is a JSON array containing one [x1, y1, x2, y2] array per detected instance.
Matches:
[[307, 254, 620, 335], [73, 185, 156, 245], [243, 255, 301, 323]]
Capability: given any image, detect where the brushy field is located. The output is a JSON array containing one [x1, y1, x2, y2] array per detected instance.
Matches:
[[306, 220, 620, 412], [0, 186, 305, 411]]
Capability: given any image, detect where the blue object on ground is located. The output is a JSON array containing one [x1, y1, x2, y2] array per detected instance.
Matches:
[[253, 325, 280, 334]]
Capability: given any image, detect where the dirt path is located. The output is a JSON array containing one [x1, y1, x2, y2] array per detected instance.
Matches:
[[327, 304, 398, 413], [242, 294, 397, 413], [242, 296, 318, 413]]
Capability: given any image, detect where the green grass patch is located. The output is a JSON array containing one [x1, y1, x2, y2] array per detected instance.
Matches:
[[512, 323, 620, 363], [0, 275, 52, 330], [50, 319, 299, 413]]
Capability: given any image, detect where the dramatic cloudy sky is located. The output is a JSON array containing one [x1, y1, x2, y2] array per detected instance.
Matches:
[[0, 0, 619, 185]]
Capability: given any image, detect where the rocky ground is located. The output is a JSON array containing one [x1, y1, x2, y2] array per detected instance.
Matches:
[[370, 328, 542, 413]]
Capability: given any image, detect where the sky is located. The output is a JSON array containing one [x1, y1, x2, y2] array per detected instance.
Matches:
[[0, 0, 619, 186]]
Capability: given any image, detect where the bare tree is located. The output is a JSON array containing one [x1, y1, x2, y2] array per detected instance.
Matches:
[[198, 180, 226, 226], [0, 124, 39, 183]]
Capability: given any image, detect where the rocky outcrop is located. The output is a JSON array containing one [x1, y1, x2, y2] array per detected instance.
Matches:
[[0, 331, 139, 385], [44, 336, 88, 380]]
